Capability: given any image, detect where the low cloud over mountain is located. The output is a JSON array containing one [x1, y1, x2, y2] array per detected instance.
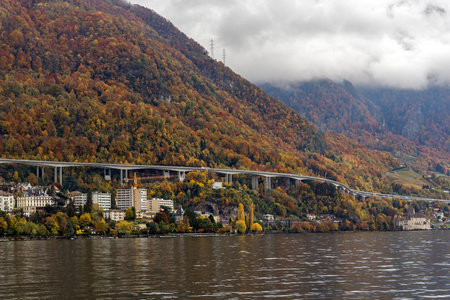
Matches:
[[131, 0, 450, 89]]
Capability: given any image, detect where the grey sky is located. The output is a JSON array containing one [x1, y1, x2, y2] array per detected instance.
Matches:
[[128, 0, 450, 89]]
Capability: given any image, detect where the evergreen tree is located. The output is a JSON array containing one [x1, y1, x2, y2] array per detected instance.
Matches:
[[110, 190, 118, 209], [246, 203, 254, 231], [65, 220, 74, 237], [84, 191, 93, 213]]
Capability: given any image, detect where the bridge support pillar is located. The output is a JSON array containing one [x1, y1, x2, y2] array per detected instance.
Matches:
[[36, 166, 39, 180], [264, 176, 271, 191], [104, 168, 111, 181], [295, 179, 301, 187], [41, 167, 44, 184], [178, 171, 185, 181], [285, 177, 291, 189], [54, 167, 63, 186], [120, 169, 124, 186], [252, 175, 258, 191], [163, 170, 170, 179], [226, 174, 232, 184]]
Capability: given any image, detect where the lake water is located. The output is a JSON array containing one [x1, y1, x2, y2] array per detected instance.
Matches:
[[1, 231, 450, 299]]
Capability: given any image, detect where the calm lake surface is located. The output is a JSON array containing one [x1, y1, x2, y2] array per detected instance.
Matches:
[[1, 231, 450, 299]]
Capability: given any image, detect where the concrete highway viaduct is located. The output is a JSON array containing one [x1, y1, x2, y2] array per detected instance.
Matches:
[[0, 158, 448, 204]]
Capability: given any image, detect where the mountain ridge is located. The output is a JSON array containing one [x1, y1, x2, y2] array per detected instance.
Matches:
[[2, 0, 446, 200]]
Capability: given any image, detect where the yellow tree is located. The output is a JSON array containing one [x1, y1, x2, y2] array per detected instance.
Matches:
[[0, 217, 7, 234], [94, 219, 108, 235], [235, 220, 247, 234], [116, 220, 133, 235], [79, 213, 92, 229], [70, 216, 80, 231], [251, 222, 263, 233], [238, 203, 245, 222]]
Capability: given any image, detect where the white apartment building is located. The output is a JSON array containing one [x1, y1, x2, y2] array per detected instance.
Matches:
[[74, 192, 111, 210], [0, 191, 15, 212], [116, 188, 147, 212], [92, 192, 111, 210], [74, 193, 87, 207]]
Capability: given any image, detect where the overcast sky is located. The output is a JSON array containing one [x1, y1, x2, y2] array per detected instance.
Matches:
[[128, 0, 450, 89]]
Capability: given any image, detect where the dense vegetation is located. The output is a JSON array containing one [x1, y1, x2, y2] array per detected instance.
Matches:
[[1, 171, 449, 238], [0, 0, 410, 196], [0, 0, 448, 236], [260, 80, 450, 175]]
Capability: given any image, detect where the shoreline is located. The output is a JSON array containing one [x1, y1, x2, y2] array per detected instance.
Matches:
[[2, 228, 446, 242], [0, 232, 239, 242]]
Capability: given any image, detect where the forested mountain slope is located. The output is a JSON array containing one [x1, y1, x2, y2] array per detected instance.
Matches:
[[0, 0, 409, 193], [260, 80, 449, 174]]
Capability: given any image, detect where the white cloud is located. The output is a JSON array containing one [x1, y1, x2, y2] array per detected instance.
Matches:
[[128, 0, 450, 89]]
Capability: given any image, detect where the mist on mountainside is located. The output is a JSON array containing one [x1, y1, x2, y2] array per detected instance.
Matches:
[[260, 80, 450, 175]]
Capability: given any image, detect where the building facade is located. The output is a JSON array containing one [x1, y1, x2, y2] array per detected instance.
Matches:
[[116, 189, 133, 210], [16, 195, 53, 216], [74, 193, 87, 208], [74, 192, 111, 210], [116, 188, 147, 211], [92, 192, 111, 210], [394, 206, 431, 230], [0, 191, 15, 212], [147, 198, 174, 213], [104, 209, 125, 222]]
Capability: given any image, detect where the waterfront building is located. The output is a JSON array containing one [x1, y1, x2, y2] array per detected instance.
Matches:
[[116, 189, 133, 210], [147, 198, 174, 213], [16, 189, 54, 216], [0, 191, 15, 212], [394, 206, 431, 230], [104, 209, 125, 222], [74, 192, 111, 210], [92, 192, 111, 210], [116, 188, 147, 212]]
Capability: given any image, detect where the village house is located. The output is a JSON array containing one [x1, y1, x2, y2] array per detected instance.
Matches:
[[433, 208, 444, 220], [263, 214, 274, 222], [307, 213, 316, 221], [0, 191, 15, 212]]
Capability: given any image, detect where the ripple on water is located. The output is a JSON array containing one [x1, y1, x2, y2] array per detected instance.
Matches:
[[2, 231, 450, 299]]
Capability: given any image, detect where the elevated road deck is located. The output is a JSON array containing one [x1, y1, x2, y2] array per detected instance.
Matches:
[[0, 158, 448, 203]]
